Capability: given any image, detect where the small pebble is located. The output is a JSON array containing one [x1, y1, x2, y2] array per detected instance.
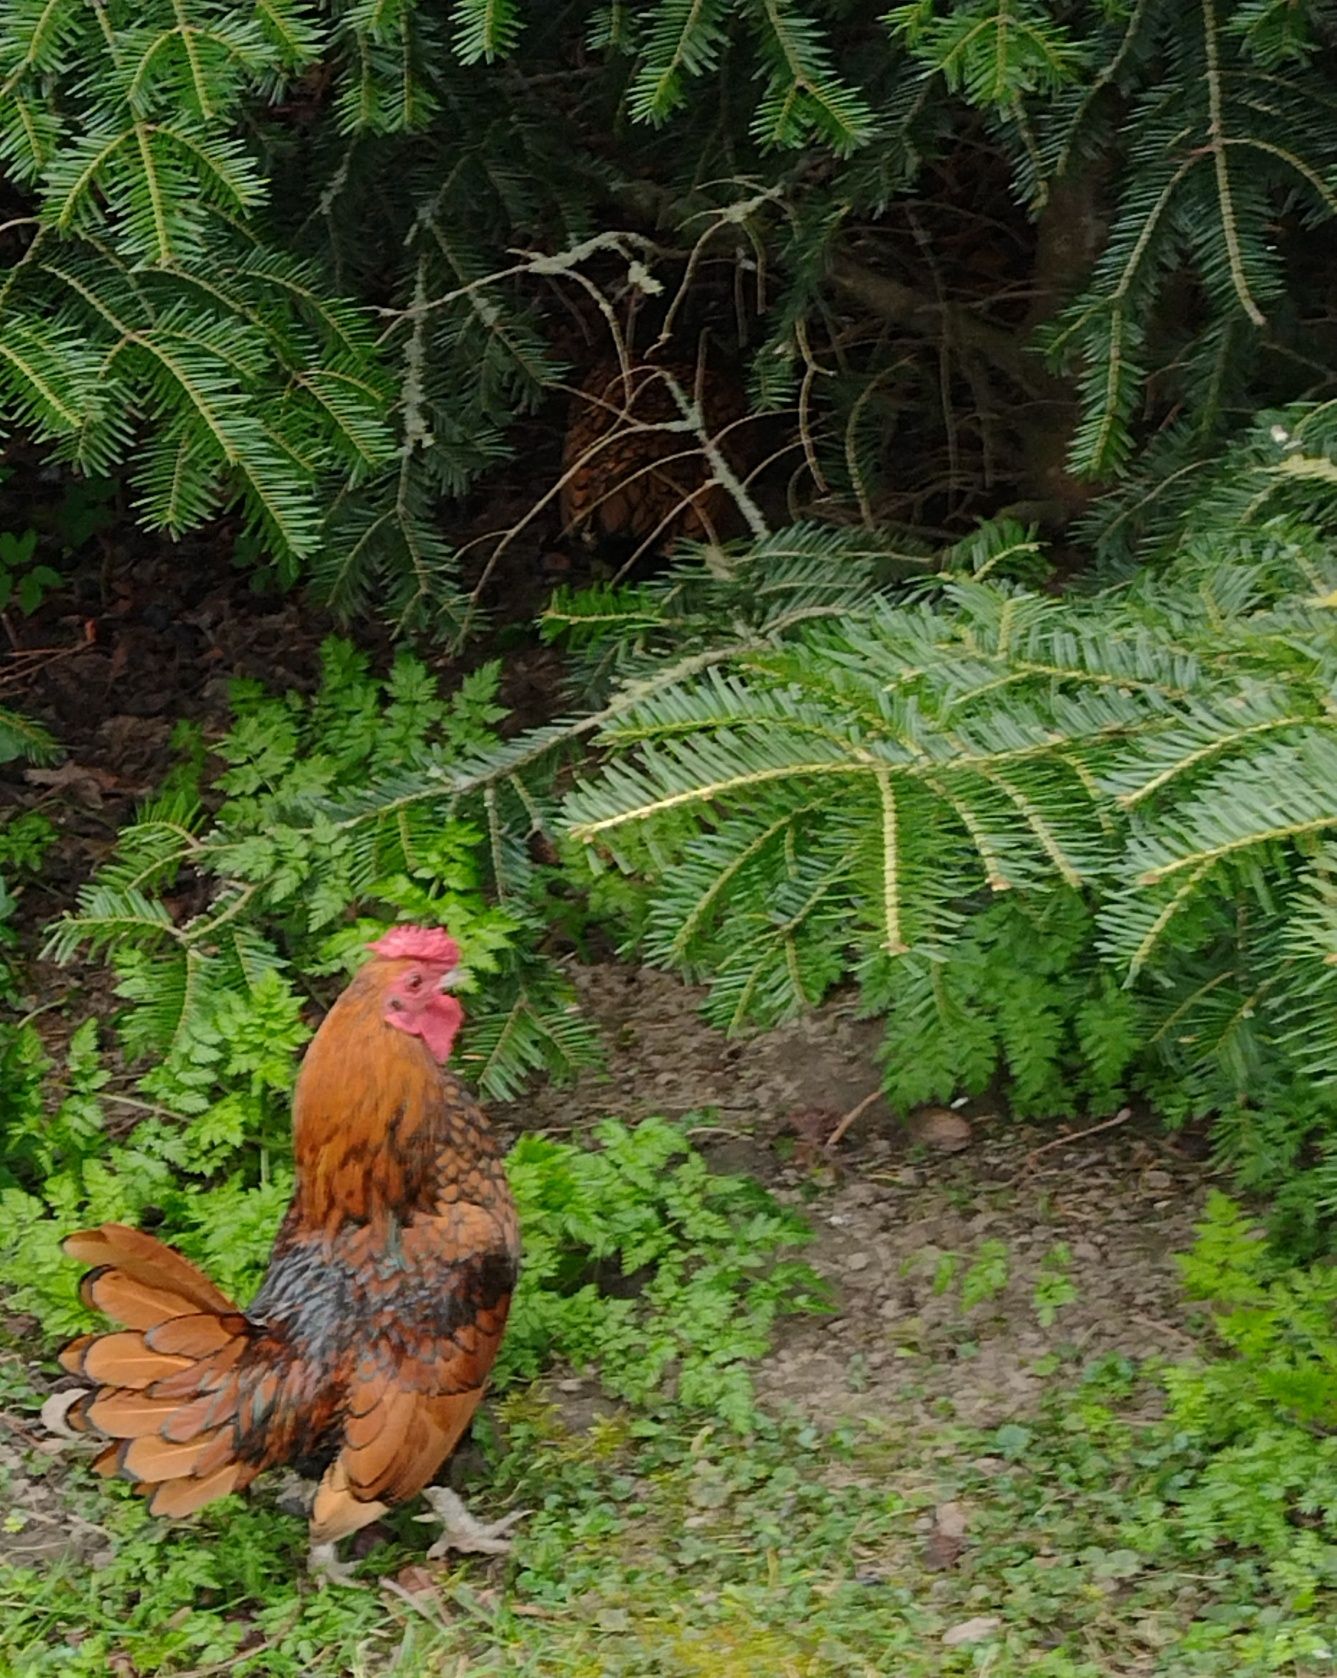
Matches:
[[909, 1106, 974, 1152]]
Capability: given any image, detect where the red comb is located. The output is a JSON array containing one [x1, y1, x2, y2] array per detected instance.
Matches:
[[366, 925, 461, 966]]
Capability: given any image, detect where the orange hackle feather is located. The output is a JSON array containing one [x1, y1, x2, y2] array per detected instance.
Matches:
[[50, 927, 520, 1566]]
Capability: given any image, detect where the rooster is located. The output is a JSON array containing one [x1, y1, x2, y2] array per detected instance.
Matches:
[[42, 925, 521, 1585]]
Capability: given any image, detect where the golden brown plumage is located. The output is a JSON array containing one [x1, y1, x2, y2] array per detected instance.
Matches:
[[560, 356, 747, 553], [51, 926, 520, 1582]]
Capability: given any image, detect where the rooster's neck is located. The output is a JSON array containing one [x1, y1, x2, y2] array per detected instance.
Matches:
[[287, 982, 492, 1232]]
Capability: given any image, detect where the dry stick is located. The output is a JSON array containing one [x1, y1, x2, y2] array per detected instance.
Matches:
[[464, 231, 784, 610], [827, 255, 1030, 385], [793, 316, 830, 495], [654, 221, 728, 355], [738, 431, 811, 496], [845, 361, 904, 526], [654, 185, 785, 351], [607, 408, 772, 584], [785, 456, 811, 523], [375, 230, 666, 334], [739, 212, 770, 321], [560, 267, 637, 395], [459, 393, 653, 613], [1017, 1106, 1134, 1175], [609, 477, 719, 585], [825, 1088, 885, 1151], [0, 646, 90, 692], [656, 369, 769, 541], [468, 326, 785, 615], [527, 354, 782, 588], [569, 432, 738, 574]]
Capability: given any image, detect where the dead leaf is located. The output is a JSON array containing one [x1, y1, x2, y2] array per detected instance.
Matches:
[[24, 762, 122, 804], [942, 1615, 1001, 1647], [776, 1106, 848, 1174], [392, 1564, 438, 1596]]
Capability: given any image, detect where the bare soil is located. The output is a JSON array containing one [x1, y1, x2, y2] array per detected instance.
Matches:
[[496, 962, 1209, 1433]]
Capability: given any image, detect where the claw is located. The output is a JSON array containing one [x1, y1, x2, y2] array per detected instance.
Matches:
[[415, 1487, 526, 1558], [308, 1540, 366, 1588]]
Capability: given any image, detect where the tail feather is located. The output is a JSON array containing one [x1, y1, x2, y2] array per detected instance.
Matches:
[[160, 1391, 236, 1443], [54, 1223, 261, 1521], [119, 1432, 231, 1483], [146, 1335, 248, 1400], [144, 1314, 241, 1358], [64, 1225, 234, 1315], [80, 1268, 199, 1331], [92, 1442, 121, 1476], [63, 1330, 193, 1388], [81, 1390, 181, 1436]]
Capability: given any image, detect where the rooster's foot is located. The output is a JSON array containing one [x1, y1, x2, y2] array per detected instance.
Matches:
[[417, 1486, 525, 1558], [308, 1541, 365, 1588]]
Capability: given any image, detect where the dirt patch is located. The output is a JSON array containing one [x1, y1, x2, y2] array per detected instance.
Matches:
[[770, 1151, 1202, 1429], [0, 1416, 116, 1571], [498, 961, 1209, 1432], [493, 960, 889, 1140]]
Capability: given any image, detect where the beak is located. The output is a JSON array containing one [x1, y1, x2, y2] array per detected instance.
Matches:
[[439, 965, 468, 992]]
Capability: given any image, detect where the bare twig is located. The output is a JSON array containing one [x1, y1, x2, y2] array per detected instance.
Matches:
[[828, 254, 1040, 389], [825, 1088, 885, 1151], [376, 231, 669, 335], [655, 366, 769, 541], [1017, 1107, 1135, 1175]]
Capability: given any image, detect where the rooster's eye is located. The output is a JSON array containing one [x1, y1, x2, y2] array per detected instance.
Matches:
[[406, 974, 423, 991]]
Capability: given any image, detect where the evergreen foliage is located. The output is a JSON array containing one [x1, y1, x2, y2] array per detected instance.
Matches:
[[224, 409, 1337, 1238], [542, 428, 1337, 1241], [4, 4, 1337, 1235], [4, 2, 1336, 612]]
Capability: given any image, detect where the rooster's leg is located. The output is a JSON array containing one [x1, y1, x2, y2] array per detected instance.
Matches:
[[416, 1486, 524, 1558], [271, 1470, 317, 1519], [306, 1460, 389, 1587]]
